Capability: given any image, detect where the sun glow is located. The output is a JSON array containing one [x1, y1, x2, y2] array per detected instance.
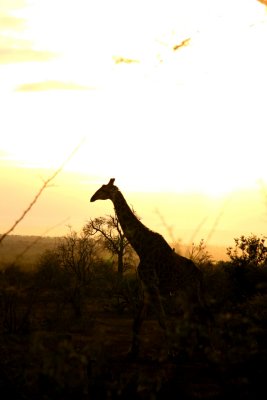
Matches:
[[1, 0, 267, 241]]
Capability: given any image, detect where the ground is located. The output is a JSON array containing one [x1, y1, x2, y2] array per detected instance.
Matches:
[[0, 309, 265, 399]]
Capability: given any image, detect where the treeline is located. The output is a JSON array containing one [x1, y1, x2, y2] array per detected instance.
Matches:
[[0, 219, 267, 337]]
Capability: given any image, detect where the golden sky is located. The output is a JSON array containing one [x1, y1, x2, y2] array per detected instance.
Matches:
[[1, 0, 267, 256]]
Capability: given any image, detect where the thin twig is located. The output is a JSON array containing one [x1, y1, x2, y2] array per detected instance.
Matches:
[[154, 208, 176, 244], [189, 215, 208, 246], [0, 140, 84, 245], [206, 196, 231, 244]]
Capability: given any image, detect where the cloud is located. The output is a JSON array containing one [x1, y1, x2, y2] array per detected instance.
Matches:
[[0, 0, 26, 11], [16, 80, 95, 92], [0, 31, 55, 63], [0, 14, 25, 31], [113, 56, 140, 64], [173, 37, 191, 51], [0, 34, 55, 65], [0, 3, 55, 64], [0, 47, 55, 64]]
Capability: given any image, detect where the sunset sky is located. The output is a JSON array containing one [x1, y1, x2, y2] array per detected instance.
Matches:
[[1, 0, 267, 258]]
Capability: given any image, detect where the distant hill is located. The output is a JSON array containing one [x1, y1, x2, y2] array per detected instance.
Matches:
[[0, 235, 60, 269]]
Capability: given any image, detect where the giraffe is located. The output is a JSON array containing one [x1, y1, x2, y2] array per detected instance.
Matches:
[[90, 178, 209, 357]]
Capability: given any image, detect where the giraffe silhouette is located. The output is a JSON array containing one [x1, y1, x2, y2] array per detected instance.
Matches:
[[90, 178, 209, 357]]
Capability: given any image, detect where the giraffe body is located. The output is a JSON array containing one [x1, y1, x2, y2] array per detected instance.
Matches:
[[90, 178, 208, 356]]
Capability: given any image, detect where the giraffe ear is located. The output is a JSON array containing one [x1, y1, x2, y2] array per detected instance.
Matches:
[[108, 178, 115, 186]]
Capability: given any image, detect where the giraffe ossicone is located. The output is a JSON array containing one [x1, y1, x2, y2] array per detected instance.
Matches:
[[90, 178, 210, 357]]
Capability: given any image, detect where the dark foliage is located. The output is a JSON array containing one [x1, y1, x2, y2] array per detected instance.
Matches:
[[0, 235, 267, 399], [227, 234, 267, 267]]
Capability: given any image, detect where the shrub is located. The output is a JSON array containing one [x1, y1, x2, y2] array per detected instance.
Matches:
[[227, 234, 267, 267]]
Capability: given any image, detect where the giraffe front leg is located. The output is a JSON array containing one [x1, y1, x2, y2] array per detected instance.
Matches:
[[148, 286, 173, 358], [128, 290, 149, 358]]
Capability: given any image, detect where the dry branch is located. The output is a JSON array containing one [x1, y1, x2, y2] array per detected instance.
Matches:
[[0, 141, 84, 245]]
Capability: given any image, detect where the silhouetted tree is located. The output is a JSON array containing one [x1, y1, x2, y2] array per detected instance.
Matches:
[[84, 213, 137, 278], [56, 227, 100, 317]]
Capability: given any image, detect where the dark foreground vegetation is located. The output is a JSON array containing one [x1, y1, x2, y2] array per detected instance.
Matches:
[[0, 231, 267, 399]]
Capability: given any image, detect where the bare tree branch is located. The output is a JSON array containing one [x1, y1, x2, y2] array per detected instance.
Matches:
[[154, 208, 176, 244], [0, 140, 84, 245]]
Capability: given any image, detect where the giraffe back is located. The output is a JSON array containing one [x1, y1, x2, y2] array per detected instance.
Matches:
[[137, 231, 202, 296]]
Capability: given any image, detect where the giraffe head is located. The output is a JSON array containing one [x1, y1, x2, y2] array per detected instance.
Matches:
[[90, 178, 118, 202]]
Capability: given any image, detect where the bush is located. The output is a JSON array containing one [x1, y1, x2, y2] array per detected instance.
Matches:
[[227, 234, 267, 267]]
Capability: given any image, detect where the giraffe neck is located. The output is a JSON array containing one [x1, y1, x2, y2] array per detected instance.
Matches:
[[112, 190, 151, 255]]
